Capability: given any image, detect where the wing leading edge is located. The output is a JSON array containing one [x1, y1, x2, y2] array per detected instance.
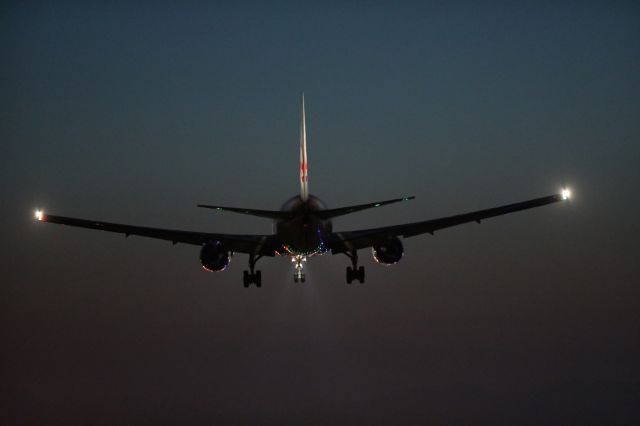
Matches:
[[328, 193, 568, 254], [38, 213, 276, 256]]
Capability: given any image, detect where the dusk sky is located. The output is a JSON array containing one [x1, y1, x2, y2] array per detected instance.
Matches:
[[2, 1, 639, 424]]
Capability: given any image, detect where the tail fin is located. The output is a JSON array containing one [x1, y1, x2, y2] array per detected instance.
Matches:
[[299, 92, 309, 202]]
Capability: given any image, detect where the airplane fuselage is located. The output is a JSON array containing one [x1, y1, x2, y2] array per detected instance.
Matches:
[[275, 194, 331, 257]]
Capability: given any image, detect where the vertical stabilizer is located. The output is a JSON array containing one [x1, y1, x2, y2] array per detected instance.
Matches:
[[299, 92, 309, 201]]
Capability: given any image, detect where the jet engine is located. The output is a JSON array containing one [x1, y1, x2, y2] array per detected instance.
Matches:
[[372, 237, 404, 265], [200, 241, 231, 272]]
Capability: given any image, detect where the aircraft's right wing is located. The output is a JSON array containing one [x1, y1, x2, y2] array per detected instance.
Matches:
[[327, 193, 569, 254], [37, 213, 277, 256]]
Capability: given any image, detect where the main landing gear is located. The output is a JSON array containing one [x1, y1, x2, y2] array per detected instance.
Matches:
[[243, 253, 262, 288], [345, 250, 365, 284], [293, 255, 306, 283]]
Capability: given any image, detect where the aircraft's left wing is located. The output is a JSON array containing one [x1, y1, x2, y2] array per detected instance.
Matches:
[[37, 213, 276, 256], [328, 193, 569, 254]]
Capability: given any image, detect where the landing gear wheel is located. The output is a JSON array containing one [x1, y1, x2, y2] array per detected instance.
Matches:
[[292, 255, 307, 283], [345, 251, 365, 284], [357, 266, 365, 284], [346, 266, 364, 284], [243, 253, 263, 287], [243, 269, 262, 287], [294, 270, 305, 283]]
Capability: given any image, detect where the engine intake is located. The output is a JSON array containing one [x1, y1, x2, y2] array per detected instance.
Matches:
[[200, 241, 231, 272], [372, 237, 404, 265]]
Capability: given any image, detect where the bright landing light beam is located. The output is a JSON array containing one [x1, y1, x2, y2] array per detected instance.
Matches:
[[34, 210, 44, 221], [561, 188, 571, 200]]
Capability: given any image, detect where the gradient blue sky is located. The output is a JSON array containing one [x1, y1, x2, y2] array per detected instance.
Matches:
[[2, 1, 639, 424]]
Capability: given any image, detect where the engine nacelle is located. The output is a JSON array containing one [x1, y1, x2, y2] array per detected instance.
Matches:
[[372, 237, 404, 265], [200, 241, 231, 272]]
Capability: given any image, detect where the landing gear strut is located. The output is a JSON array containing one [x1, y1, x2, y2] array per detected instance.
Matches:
[[345, 250, 365, 284], [243, 253, 262, 288], [293, 255, 306, 283]]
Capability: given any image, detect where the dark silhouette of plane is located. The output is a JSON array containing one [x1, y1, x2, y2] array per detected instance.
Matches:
[[34, 94, 571, 287]]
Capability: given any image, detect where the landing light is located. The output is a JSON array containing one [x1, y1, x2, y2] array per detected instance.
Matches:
[[561, 188, 571, 200], [35, 210, 44, 221]]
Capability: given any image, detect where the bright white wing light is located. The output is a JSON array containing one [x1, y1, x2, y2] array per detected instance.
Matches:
[[35, 210, 44, 220], [561, 188, 571, 200]]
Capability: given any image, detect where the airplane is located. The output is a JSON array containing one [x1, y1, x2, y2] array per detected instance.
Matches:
[[34, 94, 572, 287]]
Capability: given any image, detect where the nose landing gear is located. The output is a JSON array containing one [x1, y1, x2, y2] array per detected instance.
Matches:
[[292, 255, 306, 283]]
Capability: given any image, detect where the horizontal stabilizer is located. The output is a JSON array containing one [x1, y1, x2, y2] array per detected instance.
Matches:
[[315, 196, 415, 220], [197, 204, 291, 220]]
